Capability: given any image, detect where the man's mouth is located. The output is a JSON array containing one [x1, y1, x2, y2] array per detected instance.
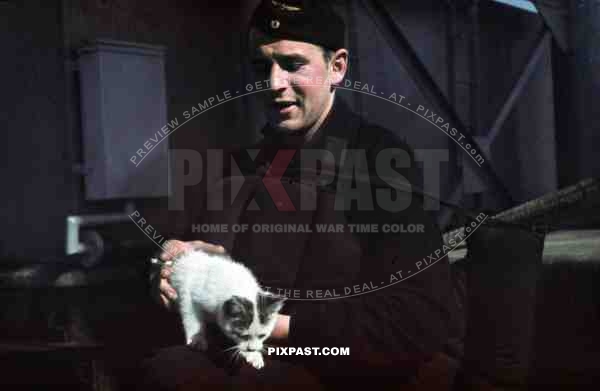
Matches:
[[272, 101, 297, 114]]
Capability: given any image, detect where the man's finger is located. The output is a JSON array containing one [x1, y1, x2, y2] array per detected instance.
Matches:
[[160, 240, 191, 261], [188, 241, 226, 254], [160, 266, 173, 278], [159, 240, 178, 261], [160, 280, 178, 300], [160, 294, 172, 310]]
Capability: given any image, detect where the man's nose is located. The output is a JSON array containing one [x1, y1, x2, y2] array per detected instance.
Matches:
[[270, 64, 290, 91]]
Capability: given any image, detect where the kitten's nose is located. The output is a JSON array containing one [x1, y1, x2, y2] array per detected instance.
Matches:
[[248, 341, 262, 351]]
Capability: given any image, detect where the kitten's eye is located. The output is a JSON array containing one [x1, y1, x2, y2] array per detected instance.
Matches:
[[258, 334, 267, 339], [232, 331, 251, 341]]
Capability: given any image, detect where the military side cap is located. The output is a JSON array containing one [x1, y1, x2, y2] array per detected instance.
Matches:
[[249, 0, 346, 51]]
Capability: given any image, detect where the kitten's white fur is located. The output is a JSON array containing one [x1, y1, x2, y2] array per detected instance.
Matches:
[[167, 249, 281, 369]]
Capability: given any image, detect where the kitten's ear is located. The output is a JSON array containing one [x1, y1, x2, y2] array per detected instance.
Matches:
[[258, 291, 286, 314]]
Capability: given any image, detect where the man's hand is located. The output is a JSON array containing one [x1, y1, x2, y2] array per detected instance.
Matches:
[[154, 240, 226, 310], [270, 314, 290, 341]]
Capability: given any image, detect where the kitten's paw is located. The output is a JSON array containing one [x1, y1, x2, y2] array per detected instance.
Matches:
[[242, 352, 264, 370], [188, 333, 208, 351]]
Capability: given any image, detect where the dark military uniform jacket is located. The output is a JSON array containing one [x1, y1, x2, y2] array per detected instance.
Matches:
[[176, 97, 463, 380]]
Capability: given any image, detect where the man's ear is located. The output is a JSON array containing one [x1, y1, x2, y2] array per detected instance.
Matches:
[[329, 48, 349, 86]]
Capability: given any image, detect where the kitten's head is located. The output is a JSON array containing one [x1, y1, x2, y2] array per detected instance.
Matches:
[[217, 291, 285, 353]]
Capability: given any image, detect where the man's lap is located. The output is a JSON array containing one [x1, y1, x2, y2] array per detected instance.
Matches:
[[138, 345, 324, 391], [137, 344, 440, 391]]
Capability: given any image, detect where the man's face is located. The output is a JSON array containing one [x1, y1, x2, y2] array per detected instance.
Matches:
[[250, 35, 339, 135]]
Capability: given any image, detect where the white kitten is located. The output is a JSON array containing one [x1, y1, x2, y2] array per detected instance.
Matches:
[[164, 249, 285, 370]]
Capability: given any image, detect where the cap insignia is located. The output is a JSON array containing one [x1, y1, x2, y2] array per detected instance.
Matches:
[[271, 1, 302, 12]]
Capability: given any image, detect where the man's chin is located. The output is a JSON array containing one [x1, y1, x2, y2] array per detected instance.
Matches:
[[269, 120, 302, 134]]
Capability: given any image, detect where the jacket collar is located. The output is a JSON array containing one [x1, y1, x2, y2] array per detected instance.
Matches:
[[250, 96, 363, 176]]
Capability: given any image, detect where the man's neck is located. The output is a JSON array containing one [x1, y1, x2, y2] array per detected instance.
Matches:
[[304, 92, 336, 143]]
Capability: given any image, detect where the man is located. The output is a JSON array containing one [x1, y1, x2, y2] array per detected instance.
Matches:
[[143, 1, 463, 390]]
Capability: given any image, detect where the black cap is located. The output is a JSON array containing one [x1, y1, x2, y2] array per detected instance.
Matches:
[[249, 0, 346, 51]]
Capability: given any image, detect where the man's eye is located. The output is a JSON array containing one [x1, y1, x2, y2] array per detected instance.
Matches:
[[282, 60, 304, 72]]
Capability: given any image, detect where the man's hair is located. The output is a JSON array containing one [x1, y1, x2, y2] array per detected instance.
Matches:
[[322, 48, 336, 64]]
